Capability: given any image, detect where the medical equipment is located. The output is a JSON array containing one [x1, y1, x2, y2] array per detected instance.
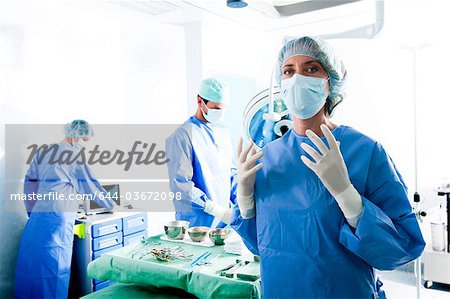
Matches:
[[216, 259, 242, 274], [87, 235, 262, 298], [423, 190, 450, 288], [430, 222, 446, 252], [301, 125, 363, 227], [281, 74, 329, 120], [227, 0, 247, 9], [209, 228, 231, 245], [236, 138, 263, 219], [204, 200, 232, 225], [84, 184, 120, 215], [150, 247, 193, 262], [236, 261, 260, 282], [161, 234, 216, 248], [221, 260, 250, 278], [70, 212, 148, 296], [164, 220, 190, 240], [243, 86, 292, 149], [236, 193, 256, 220], [187, 226, 209, 242], [187, 251, 212, 268], [401, 43, 432, 298], [202, 104, 225, 124], [164, 222, 190, 240], [129, 237, 193, 262]]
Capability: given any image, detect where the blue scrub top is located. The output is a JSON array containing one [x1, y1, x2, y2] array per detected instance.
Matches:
[[231, 125, 425, 298], [165, 116, 237, 227]]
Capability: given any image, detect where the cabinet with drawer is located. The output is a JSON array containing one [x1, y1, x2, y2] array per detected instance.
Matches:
[[69, 212, 148, 297]]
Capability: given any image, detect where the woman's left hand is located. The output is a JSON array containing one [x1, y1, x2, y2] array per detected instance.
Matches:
[[300, 124, 350, 197], [300, 124, 363, 222]]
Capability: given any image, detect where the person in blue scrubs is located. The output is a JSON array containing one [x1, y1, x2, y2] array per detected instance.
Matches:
[[166, 78, 237, 228], [231, 36, 425, 298], [15, 120, 115, 299]]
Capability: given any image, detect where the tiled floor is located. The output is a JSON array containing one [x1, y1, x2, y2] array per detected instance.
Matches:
[[381, 271, 450, 299]]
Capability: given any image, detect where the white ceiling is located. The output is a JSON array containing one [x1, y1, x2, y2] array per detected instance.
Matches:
[[114, 0, 425, 36]]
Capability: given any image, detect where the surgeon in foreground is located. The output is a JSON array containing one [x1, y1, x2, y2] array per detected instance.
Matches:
[[166, 78, 236, 228], [231, 36, 425, 298], [14, 120, 115, 299]]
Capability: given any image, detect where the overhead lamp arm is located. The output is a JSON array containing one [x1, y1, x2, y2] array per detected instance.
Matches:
[[319, 0, 384, 39]]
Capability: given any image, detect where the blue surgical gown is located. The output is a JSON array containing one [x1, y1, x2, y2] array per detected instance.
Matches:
[[231, 126, 425, 298], [15, 141, 114, 299], [165, 116, 237, 228]]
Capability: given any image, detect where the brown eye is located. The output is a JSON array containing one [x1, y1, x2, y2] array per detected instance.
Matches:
[[305, 66, 319, 73], [283, 69, 294, 76]]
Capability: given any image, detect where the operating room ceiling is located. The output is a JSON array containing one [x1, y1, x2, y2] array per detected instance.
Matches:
[[115, 0, 385, 33]]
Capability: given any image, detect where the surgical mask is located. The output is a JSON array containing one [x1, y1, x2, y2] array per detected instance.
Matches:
[[73, 139, 87, 152], [281, 73, 329, 120], [202, 102, 225, 124]]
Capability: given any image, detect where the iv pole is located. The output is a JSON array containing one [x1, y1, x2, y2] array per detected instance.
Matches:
[[402, 42, 431, 299]]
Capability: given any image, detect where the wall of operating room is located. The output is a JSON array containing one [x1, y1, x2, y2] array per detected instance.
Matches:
[[0, 0, 447, 296]]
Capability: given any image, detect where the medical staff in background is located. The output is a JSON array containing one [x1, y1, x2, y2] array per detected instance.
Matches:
[[166, 78, 237, 228], [14, 120, 115, 299], [231, 36, 425, 298]]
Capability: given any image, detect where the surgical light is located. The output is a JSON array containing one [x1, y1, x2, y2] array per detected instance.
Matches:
[[227, 0, 248, 8]]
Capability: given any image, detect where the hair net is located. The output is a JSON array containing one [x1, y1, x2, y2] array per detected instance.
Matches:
[[275, 36, 347, 116], [64, 119, 94, 138], [198, 78, 230, 103]]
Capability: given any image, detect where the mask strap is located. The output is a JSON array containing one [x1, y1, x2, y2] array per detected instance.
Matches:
[[201, 99, 209, 115]]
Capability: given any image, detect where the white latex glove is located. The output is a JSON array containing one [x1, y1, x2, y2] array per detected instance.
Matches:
[[204, 200, 232, 225], [300, 124, 363, 221], [236, 137, 264, 219]]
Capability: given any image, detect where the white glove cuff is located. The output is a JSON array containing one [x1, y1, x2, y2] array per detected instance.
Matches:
[[205, 201, 233, 224], [333, 184, 363, 220], [204, 200, 225, 217], [237, 193, 255, 219], [222, 209, 232, 225]]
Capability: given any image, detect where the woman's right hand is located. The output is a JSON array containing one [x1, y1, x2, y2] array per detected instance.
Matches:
[[236, 137, 263, 219], [237, 137, 264, 196]]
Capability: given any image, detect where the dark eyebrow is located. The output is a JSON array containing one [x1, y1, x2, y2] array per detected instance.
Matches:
[[282, 60, 320, 68], [303, 60, 320, 65]]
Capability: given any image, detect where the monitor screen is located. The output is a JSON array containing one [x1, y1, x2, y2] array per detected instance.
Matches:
[[89, 184, 120, 210]]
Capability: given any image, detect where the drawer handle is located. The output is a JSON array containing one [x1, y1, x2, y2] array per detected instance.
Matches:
[[127, 218, 145, 228], [99, 238, 119, 248], [98, 224, 118, 235]]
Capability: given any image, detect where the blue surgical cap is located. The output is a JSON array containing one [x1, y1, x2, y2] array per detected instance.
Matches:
[[64, 119, 94, 138], [275, 36, 347, 116], [198, 78, 230, 103]]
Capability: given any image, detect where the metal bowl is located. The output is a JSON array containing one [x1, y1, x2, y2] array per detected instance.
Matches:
[[187, 226, 209, 242], [163, 221, 190, 240], [208, 228, 231, 245]]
